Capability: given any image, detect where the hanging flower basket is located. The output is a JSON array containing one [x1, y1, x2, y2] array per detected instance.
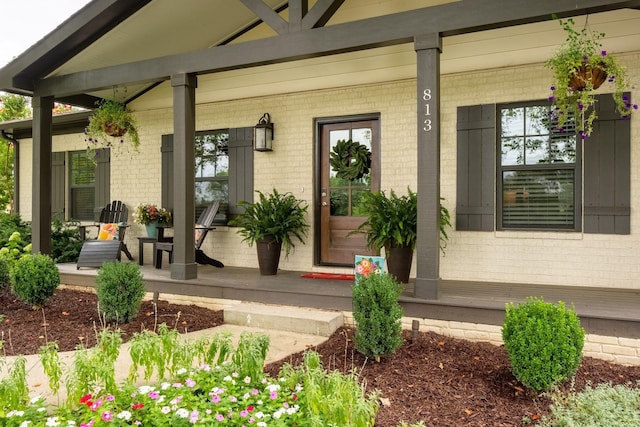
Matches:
[[545, 17, 637, 139], [84, 98, 140, 158]]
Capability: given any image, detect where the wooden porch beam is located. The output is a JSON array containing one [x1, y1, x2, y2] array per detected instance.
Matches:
[[301, 0, 345, 30], [288, 0, 309, 31], [34, 0, 640, 97], [239, 0, 289, 34]]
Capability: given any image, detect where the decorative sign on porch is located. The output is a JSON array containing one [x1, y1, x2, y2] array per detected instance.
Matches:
[[354, 255, 386, 282]]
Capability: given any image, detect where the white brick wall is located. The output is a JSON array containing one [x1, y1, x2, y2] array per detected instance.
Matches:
[[19, 53, 640, 287]]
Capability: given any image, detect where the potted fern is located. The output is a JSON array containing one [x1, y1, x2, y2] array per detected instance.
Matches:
[[229, 189, 309, 275], [546, 17, 637, 139], [354, 188, 451, 283], [84, 99, 140, 157]]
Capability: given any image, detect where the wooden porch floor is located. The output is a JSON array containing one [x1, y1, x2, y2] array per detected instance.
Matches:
[[58, 263, 640, 339]]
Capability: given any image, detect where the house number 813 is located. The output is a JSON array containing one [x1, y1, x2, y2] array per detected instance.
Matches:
[[423, 88, 432, 132]]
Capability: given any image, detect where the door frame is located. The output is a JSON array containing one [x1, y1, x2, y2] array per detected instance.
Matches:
[[313, 113, 381, 266]]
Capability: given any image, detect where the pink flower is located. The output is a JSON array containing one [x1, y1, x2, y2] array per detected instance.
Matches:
[[101, 411, 114, 421]]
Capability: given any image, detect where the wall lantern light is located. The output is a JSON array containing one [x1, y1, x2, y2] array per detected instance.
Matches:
[[254, 113, 274, 152]]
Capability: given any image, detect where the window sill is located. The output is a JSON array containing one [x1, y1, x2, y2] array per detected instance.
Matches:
[[494, 230, 583, 240]]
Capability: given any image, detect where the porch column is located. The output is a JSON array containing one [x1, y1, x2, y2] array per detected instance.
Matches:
[[414, 33, 442, 299], [31, 96, 54, 255], [171, 73, 197, 280]]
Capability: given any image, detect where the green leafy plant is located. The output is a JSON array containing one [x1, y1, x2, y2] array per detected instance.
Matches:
[[545, 17, 637, 138], [0, 213, 30, 250], [0, 257, 10, 290], [502, 297, 585, 392], [10, 253, 59, 307], [229, 189, 310, 258], [352, 273, 404, 361], [84, 99, 140, 157], [50, 219, 83, 263], [279, 351, 380, 426], [354, 188, 418, 253], [540, 381, 640, 426], [95, 261, 145, 323]]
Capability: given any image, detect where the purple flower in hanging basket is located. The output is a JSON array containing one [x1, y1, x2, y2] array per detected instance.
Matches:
[[579, 130, 587, 140], [634, 104, 639, 110], [600, 50, 607, 57], [550, 86, 556, 91], [548, 96, 555, 102], [577, 102, 584, 111], [608, 75, 615, 82], [583, 55, 589, 62]]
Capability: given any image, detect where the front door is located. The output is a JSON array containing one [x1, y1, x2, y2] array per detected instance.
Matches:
[[319, 118, 379, 265]]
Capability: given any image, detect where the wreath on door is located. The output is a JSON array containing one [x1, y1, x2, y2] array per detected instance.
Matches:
[[329, 139, 372, 181]]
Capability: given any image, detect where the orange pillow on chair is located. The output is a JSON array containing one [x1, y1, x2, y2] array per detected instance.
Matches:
[[98, 223, 120, 240]]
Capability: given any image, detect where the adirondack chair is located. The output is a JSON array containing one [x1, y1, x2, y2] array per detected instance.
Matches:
[[155, 200, 224, 268], [77, 200, 134, 269]]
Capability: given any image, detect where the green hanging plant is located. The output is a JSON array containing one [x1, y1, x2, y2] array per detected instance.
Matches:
[[545, 16, 637, 139], [84, 99, 140, 157]]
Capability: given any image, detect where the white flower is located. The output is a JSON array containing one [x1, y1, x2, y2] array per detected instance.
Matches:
[[161, 382, 171, 390], [7, 410, 25, 417], [257, 422, 267, 427], [176, 408, 190, 418], [254, 412, 265, 419], [30, 396, 44, 404], [177, 368, 188, 375], [19, 422, 30, 427], [265, 384, 281, 392], [45, 417, 61, 426], [138, 385, 155, 394], [117, 411, 132, 421], [273, 408, 285, 419]]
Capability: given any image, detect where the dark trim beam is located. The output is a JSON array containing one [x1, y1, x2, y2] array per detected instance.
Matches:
[[301, 0, 346, 30], [34, 0, 640, 98], [288, 0, 309, 31], [240, 0, 289, 34]]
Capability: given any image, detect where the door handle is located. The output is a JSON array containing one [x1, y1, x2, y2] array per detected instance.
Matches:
[[322, 202, 328, 207]]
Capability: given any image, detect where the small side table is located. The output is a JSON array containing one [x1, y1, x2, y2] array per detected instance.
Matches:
[[137, 236, 157, 266]]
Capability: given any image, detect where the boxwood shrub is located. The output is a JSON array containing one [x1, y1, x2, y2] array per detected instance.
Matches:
[[502, 297, 585, 392]]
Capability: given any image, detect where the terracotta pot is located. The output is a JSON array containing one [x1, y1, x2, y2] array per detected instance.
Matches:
[[569, 62, 608, 91], [385, 243, 413, 284], [256, 235, 282, 275]]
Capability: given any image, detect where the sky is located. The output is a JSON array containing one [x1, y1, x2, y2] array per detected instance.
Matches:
[[0, 0, 92, 67]]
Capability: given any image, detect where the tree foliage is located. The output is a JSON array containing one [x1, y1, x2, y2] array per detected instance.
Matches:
[[0, 93, 31, 213]]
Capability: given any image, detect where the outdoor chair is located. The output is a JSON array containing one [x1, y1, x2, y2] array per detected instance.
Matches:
[[155, 201, 224, 269], [77, 200, 134, 269]]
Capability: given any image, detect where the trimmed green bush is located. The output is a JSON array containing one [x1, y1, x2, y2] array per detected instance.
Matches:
[[502, 297, 585, 392], [96, 261, 145, 323], [10, 253, 60, 307], [540, 381, 640, 426], [352, 272, 403, 361]]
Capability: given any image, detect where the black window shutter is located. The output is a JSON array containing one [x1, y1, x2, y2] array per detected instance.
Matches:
[[583, 93, 631, 234], [94, 148, 111, 220], [228, 127, 254, 218], [456, 104, 495, 231], [51, 152, 65, 221], [161, 134, 174, 211]]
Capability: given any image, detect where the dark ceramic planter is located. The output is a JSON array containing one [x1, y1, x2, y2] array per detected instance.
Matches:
[[256, 236, 282, 275], [385, 243, 413, 283]]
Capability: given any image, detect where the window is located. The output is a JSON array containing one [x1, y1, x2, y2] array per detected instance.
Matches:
[[69, 151, 97, 220], [497, 102, 578, 230], [456, 95, 630, 235], [195, 130, 229, 222], [162, 127, 253, 224]]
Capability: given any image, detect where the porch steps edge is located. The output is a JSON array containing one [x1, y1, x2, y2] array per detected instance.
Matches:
[[224, 302, 343, 337]]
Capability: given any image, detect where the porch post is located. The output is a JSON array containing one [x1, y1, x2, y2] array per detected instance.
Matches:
[[171, 73, 197, 280], [414, 33, 441, 299], [31, 96, 54, 255]]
